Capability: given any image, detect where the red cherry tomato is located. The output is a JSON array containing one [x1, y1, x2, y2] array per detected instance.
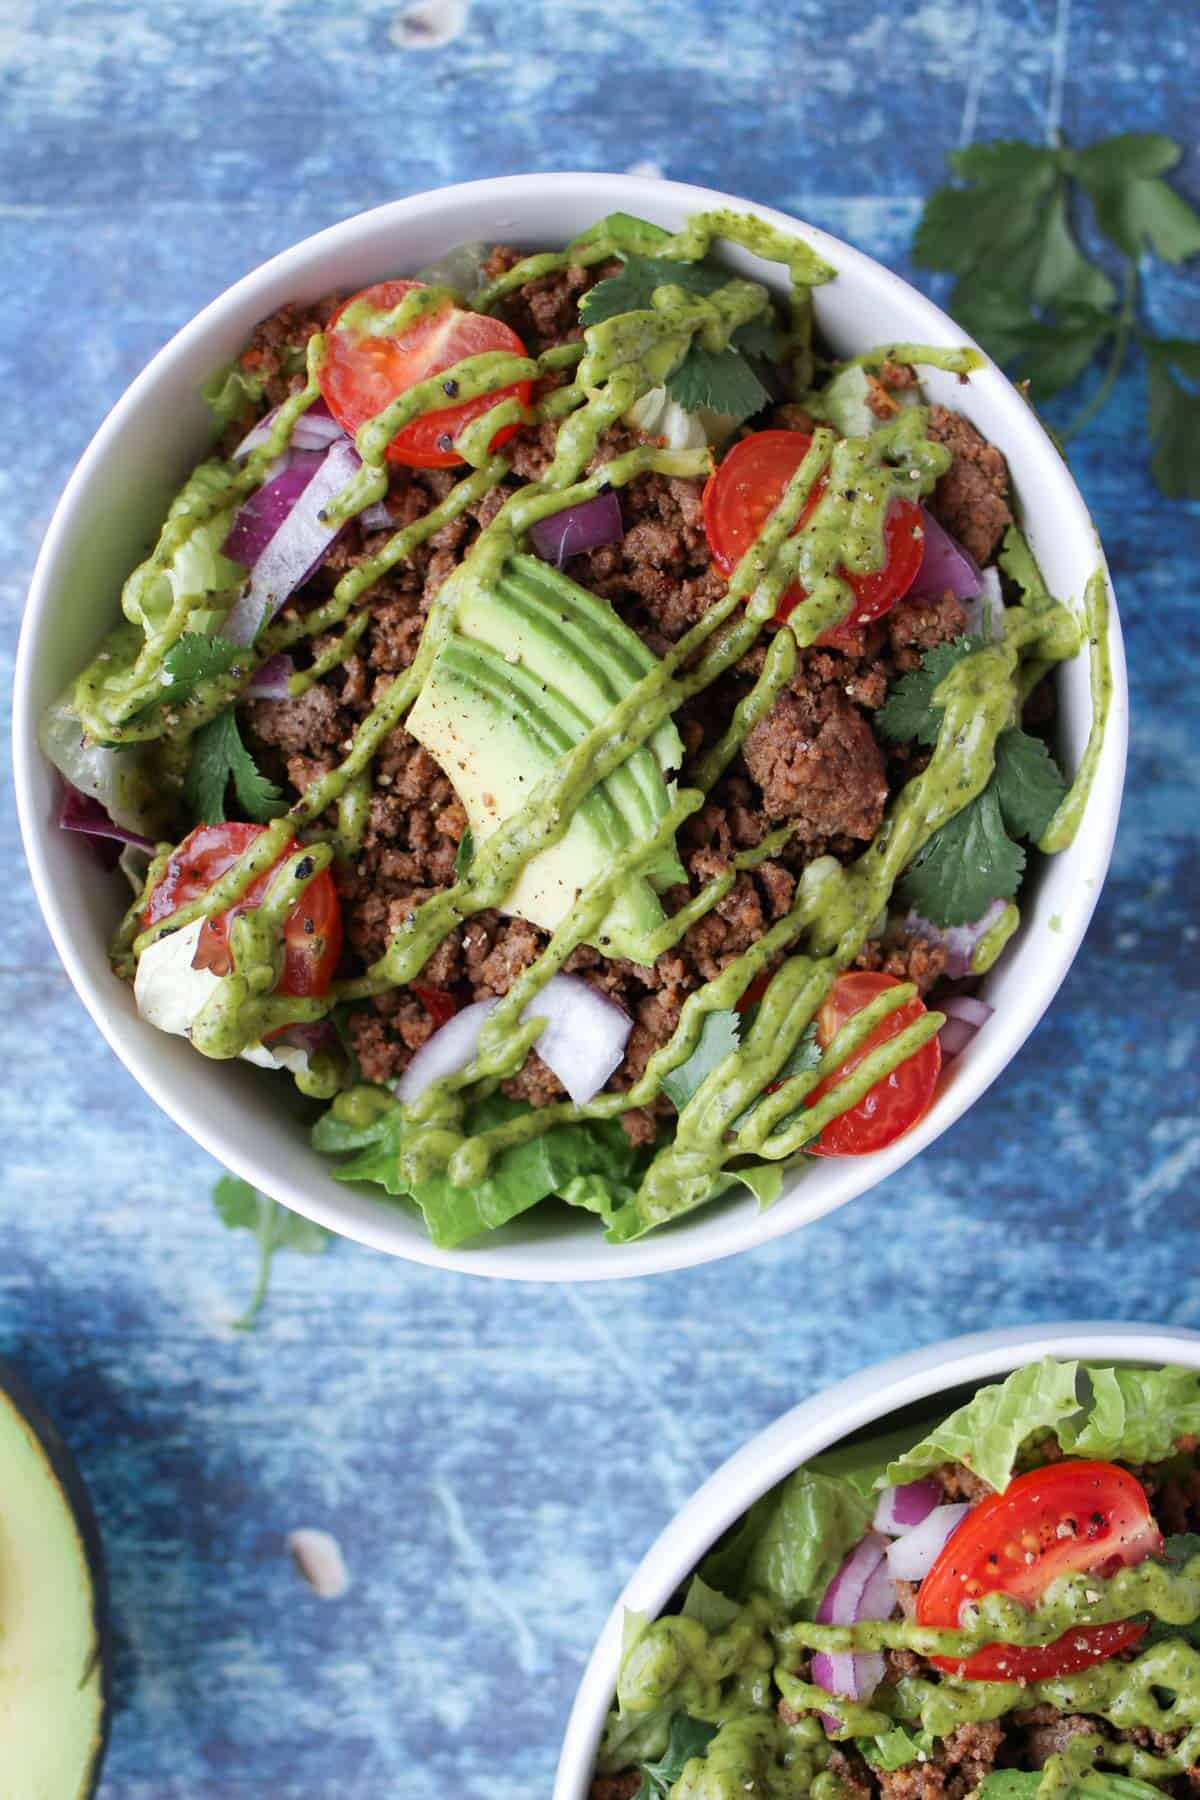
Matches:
[[320, 280, 532, 469], [412, 984, 458, 1029], [144, 823, 342, 998], [916, 1460, 1162, 1681], [807, 971, 940, 1156], [702, 430, 924, 641]]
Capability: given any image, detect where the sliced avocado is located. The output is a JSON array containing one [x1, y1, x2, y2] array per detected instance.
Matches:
[[459, 555, 685, 889], [821, 363, 923, 438], [407, 636, 668, 963], [0, 1362, 110, 1799]]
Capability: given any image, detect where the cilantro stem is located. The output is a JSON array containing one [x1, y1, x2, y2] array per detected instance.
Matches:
[[1061, 262, 1137, 443], [233, 1197, 280, 1330]]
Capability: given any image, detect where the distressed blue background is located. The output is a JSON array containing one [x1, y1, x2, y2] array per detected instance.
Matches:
[[2, 1, 1198, 1794]]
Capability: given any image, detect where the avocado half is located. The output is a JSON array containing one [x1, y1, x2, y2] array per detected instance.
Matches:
[[0, 1361, 111, 1798]]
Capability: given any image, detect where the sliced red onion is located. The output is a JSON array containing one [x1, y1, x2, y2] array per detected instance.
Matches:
[[58, 781, 155, 866], [223, 450, 325, 569], [885, 1503, 970, 1581], [245, 653, 295, 699], [266, 1020, 339, 1059], [908, 507, 982, 604], [873, 1476, 943, 1536], [223, 438, 362, 645], [939, 994, 995, 1062], [359, 499, 394, 533], [233, 397, 344, 460], [529, 492, 624, 569], [811, 1532, 893, 1719], [396, 975, 633, 1107], [396, 998, 498, 1103], [903, 897, 1008, 981]]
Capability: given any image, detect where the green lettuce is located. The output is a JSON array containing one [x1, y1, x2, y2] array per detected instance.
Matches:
[[884, 1358, 1200, 1492], [978, 1771, 1167, 1800], [200, 359, 268, 428], [312, 1092, 648, 1250], [698, 1466, 873, 1615]]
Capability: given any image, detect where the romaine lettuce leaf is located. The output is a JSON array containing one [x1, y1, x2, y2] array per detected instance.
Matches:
[[978, 1771, 1167, 1800], [698, 1466, 873, 1616], [312, 1091, 647, 1249], [884, 1358, 1200, 1492]]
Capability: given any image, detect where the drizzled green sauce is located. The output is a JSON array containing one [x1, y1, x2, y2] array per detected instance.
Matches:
[[97, 209, 1106, 1234]]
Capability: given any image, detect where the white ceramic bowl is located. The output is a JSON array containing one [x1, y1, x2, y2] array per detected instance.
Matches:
[[555, 1321, 1200, 1796], [13, 173, 1126, 1281]]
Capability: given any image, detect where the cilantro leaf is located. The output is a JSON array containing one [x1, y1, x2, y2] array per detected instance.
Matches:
[[899, 786, 1025, 927], [774, 1020, 821, 1085], [912, 131, 1200, 497], [1156, 1532, 1200, 1569], [581, 253, 777, 426], [666, 344, 771, 422], [633, 1713, 718, 1799], [580, 254, 729, 325], [1073, 133, 1200, 264], [1144, 338, 1200, 499], [999, 525, 1054, 609], [569, 211, 671, 257], [161, 632, 243, 703], [877, 636, 981, 746], [454, 827, 474, 878], [660, 1010, 740, 1112], [212, 1174, 330, 1329], [993, 728, 1069, 843], [185, 710, 287, 825]]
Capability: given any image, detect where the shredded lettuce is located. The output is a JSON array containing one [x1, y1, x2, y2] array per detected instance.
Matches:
[[312, 1092, 648, 1250], [200, 360, 267, 429], [698, 1465, 873, 1615], [978, 1772, 1167, 1800], [884, 1358, 1200, 1492]]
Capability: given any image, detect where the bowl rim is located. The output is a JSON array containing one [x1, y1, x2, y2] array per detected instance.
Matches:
[[12, 171, 1127, 1282], [554, 1320, 1200, 1796]]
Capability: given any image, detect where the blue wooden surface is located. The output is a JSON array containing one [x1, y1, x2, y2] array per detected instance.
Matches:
[[3, 2, 1198, 1793]]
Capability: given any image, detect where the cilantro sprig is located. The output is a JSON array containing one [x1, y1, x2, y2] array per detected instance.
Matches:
[[580, 254, 779, 424], [914, 132, 1200, 496], [185, 710, 287, 825], [881, 631, 1068, 926], [212, 1175, 331, 1330], [630, 1713, 718, 1799]]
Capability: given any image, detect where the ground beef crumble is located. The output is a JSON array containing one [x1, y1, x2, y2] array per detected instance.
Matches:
[[235, 252, 1016, 1118]]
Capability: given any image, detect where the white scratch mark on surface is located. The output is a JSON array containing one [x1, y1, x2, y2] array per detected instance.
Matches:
[[958, 0, 994, 147], [389, 0, 468, 50], [1123, 1135, 1200, 1228], [1046, 0, 1072, 141], [287, 1527, 350, 1599], [562, 1288, 700, 1512], [433, 1477, 540, 1675]]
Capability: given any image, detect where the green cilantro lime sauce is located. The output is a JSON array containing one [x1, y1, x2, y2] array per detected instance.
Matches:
[[98, 209, 1106, 1235], [1039, 570, 1113, 854], [972, 900, 1020, 974], [610, 1552, 1200, 1793]]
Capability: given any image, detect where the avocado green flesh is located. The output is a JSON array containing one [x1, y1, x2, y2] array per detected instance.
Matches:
[[406, 635, 668, 962], [0, 1382, 107, 1800], [461, 557, 686, 890], [90, 207, 1108, 1235]]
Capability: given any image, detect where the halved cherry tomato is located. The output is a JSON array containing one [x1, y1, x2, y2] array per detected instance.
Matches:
[[736, 972, 772, 1013], [806, 970, 940, 1156], [702, 430, 924, 641], [916, 1460, 1162, 1681], [320, 279, 532, 469], [143, 823, 342, 998], [412, 984, 458, 1029]]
